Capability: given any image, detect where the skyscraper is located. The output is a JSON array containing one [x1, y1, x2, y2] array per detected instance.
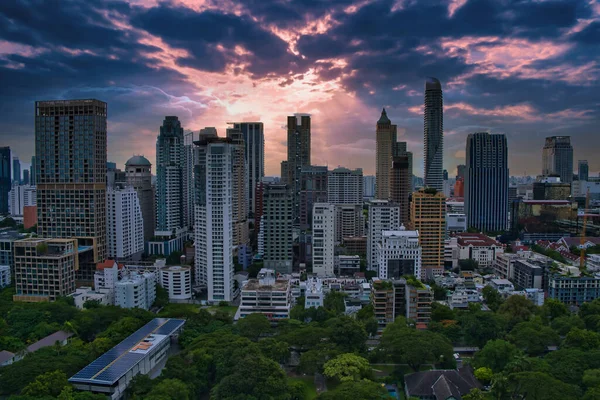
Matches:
[[12, 156, 20, 184], [328, 167, 363, 204], [579, 160, 589, 182], [182, 131, 195, 230], [424, 77, 444, 190], [263, 183, 294, 274], [156, 116, 184, 233], [226, 125, 249, 247], [390, 153, 412, 226], [542, 136, 573, 183], [22, 169, 29, 185], [410, 188, 445, 279], [106, 186, 144, 260], [287, 115, 311, 219], [299, 165, 328, 230], [465, 132, 509, 232], [194, 136, 235, 302], [312, 203, 335, 277], [0, 147, 10, 214], [35, 99, 107, 278], [456, 164, 466, 180], [30, 156, 36, 186], [376, 108, 397, 199], [230, 122, 264, 217], [125, 155, 155, 242], [368, 200, 401, 270]]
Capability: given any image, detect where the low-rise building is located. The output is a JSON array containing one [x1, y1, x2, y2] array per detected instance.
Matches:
[[548, 274, 600, 306], [0, 264, 10, 288], [512, 259, 547, 290], [447, 289, 480, 310], [69, 318, 185, 399], [70, 287, 112, 309], [335, 255, 361, 276], [588, 254, 600, 272], [446, 213, 467, 234], [237, 268, 292, 321], [115, 271, 156, 310], [489, 278, 515, 294], [0, 229, 26, 277], [445, 233, 504, 269], [305, 276, 324, 308], [160, 265, 192, 301]]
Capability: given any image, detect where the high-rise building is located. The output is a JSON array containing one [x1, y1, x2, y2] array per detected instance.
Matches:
[[376, 108, 397, 200], [106, 186, 144, 260], [390, 153, 412, 226], [424, 78, 444, 191], [286, 115, 311, 219], [226, 126, 249, 247], [456, 164, 466, 180], [29, 156, 36, 186], [8, 185, 36, 216], [363, 175, 376, 199], [368, 200, 401, 270], [22, 170, 29, 186], [454, 178, 464, 197], [312, 203, 335, 277], [0, 147, 10, 215], [579, 160, 589, 182], [194, 136, 235, 302], [334, 204, 364, 244], [230, 122, 264, 217], [12, 156, 20, 184], [542, 136, 573, 183], [156, 116, 184, 233], [115, 271, 156, 310], [280, 161, 289, 184], [125, 155, 155, 242], [182, 131, 195, 230], [464, 132, 509, 232], [377, 228, 422, 280], [35, 99, 107, 279], [262, 183, 294, 274], [410, 188, 446, 278], [328, 167, 363, 205], [299, 166, 328, 230]]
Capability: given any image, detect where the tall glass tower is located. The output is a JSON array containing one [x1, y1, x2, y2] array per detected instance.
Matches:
[[542, 136, 573, 183], [465, 132, 509, 232], [0, 147, 11, 214], [424, 77, 443, 191]]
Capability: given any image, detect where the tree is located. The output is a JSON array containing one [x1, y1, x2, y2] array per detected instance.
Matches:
[[482, 286, 504, 311], [237, 313, 271, 341], [507, 371, 581, 400], [507, 319, 560, 356], [463, 388, 486, 400], [460, 311, 507, 348], [257, 338, 290, 364], [545, 349, 589, 386], [0, 217, 17, 228], [146, 378, 190, 400], [459, 259, 479, 271], [497, 295, 535, 327], [474, 367, 493, 384], [564, 328, 600, 351], [584, 369, 600, 389], [551, 315, 586, 336], [328, 316, 367, 353], [473, 340, 521, 372], [21, 370, 69, 398], [324, 291, 346, 315], [363, 318, 378, 337], [584, 387, 600, 400], [539, 298, 568, 323], [323, 353, 372, 382], [318, 380, 388, 400], [431, 303, 455, 322], [166, 251, 183, 265], [298, 344, 339, 374]]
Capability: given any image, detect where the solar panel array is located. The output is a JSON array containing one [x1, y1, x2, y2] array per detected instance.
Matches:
[[69, 318, 185, 385]]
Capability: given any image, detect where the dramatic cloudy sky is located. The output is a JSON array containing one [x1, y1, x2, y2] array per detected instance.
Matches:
[[0, 0, 599, 177]]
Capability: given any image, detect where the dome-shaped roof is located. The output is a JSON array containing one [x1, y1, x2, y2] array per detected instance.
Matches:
[[125, 155, 151, 166], [425, 77, 442, 90]]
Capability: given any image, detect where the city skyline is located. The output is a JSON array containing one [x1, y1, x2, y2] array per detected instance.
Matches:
[[0, 0, 599, 177]]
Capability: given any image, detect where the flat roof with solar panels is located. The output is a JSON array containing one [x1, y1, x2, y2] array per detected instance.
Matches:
[[69, 318, 185, 400]]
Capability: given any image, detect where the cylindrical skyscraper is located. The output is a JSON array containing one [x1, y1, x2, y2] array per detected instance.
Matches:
[[424, 78, 443, 191]]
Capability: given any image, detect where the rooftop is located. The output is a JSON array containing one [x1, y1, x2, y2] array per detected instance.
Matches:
[[243, 279, 289, 291], [0, 229, 26, 241], [0, 350, 15, 364], [27, 331, 73, 353], [125, 155, 151, 166], [455, 233, 500, 247], [69, 319, 184, 386]]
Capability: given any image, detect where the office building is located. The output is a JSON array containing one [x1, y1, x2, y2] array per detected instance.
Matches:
[[0, 147, 10, 214], [69, 318, 185, 399], [12, 157, 20, 184], [0, 265, 10, 289], [335, 204, 365, 243], [237, 268, 292, 321], [299, 166, 328, 230], [533, 177, 571, 200], [182, 132, 195, 230], [334, 255, 361, 276], [155, 116, 184, 234], [376, 108, 397, 199], [390, 153, 412, 226], [368, 200, 401, 270], [579, 160, 589, 182], [226, 126, 249, 247], [115, 271, 156, 310], [312, 203, 335, 277], [106, 162, 125, 188], [35, 100, 107, 278], [465, 132, 509, 232], [424, 78, 444, 191], [8, 185, 36, 217], [343, 236, 367, 257], [328, 167, 363, 204], [194, 136, 235, 302], [106, 186, 144, 260], [125, 155, 155, 242], [286, 115, 311, 219], [230, 122, 264, 217], [29, 156, 36, 186], [363, 175, 376, 199], [377, 228, 422, 280], [262, 183, 294, 274], [160, 265, 192, 301], [13, 238, 84, 302], [410, 189, 446, 278], [513, 259, 546, 290], [22, 170, 29, 185], [542, 136, 573, 183], [446, 213, 467, 234], [280, 161, 288, 183]]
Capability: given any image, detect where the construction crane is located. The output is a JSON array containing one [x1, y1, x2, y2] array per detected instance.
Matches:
[[580, 189, 591, 269]]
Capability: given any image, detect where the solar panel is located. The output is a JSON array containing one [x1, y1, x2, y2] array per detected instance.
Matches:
[[69, 318, 185, 385]]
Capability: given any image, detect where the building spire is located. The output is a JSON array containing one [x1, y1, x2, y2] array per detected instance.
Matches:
[[378, 107, 391, 124]]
